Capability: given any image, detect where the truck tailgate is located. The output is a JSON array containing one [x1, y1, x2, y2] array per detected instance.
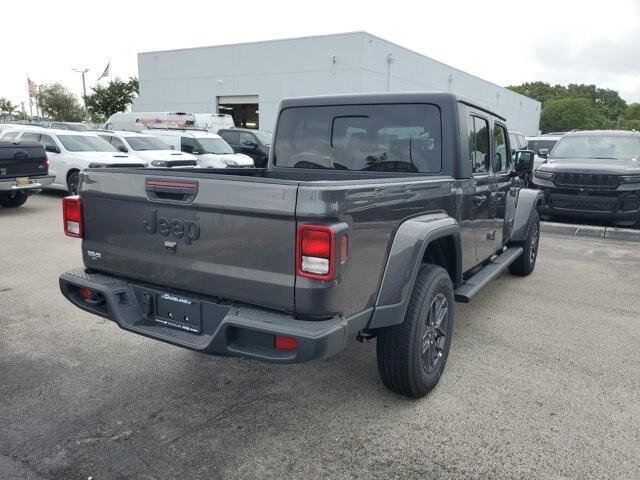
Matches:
[[81, 170, 298, 311], [0, 142, 47, 178]]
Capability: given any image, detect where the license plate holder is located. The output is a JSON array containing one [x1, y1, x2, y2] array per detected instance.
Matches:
[[155, 292, 202, 334], [15, 177, 30, 187]]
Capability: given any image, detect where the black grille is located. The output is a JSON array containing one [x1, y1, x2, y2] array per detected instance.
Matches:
[[554, 173, 620, 191], [551, 194, 617, 212]]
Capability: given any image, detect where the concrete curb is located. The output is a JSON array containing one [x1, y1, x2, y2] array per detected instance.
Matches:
[[541, 221, 640, 242]]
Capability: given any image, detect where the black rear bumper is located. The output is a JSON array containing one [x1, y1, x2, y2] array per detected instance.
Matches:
[[59, 269, 369, 363]]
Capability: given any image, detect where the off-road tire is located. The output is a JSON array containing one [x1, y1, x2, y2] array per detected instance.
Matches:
[[0, 192, 29, 208], [508, 210, 540, 276], [376, 264, 455, 398]]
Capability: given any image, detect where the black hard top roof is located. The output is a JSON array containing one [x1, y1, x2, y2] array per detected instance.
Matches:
[[278, 92, 506, 121]]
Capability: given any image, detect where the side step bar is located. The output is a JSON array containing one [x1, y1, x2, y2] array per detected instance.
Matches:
[[454, 247, 523, 303]]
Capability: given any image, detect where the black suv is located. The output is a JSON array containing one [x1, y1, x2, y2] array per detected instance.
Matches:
[[218, 128, 271, 167], [532, 130, 640, 226]]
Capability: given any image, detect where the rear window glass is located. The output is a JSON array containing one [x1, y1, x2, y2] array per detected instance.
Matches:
[[274, 104, 442, 173]]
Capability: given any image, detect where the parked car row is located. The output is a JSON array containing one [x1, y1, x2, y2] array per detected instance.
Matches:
[[0, 123, 274, 194]]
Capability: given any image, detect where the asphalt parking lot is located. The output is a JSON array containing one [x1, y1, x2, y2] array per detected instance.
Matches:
[[1, 192, 639, 480]]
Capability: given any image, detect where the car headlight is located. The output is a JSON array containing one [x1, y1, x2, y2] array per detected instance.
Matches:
[[534, 170, 555, 181], [620, 175, 640, 184], [150, 160, 169, 167], [220, 158, 238, 167]]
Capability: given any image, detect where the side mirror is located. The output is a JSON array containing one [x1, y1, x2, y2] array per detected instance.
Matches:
[[117, 145, 128, 153], [169, 145, 175, 150], [514, 150, 535, 174], [537, 148, 549, 158], [45, 145, 61, 154]]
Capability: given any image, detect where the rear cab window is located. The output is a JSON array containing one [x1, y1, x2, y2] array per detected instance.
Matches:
[[274, 104, 442, 173]]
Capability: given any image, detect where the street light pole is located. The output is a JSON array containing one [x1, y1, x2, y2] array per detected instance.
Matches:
[[72, 68, 89, 112]]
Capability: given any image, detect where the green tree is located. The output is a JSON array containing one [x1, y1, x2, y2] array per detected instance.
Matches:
[[85, 77, 139, 121], [36, 84, 85, 121], [0, 98, 18, 117], [506, 81, 565, 106], [540, 97, 609, 133], [564, 84, 627, 121]]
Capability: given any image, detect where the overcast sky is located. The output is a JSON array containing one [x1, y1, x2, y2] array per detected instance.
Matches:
[[2, 0, 639, 110]]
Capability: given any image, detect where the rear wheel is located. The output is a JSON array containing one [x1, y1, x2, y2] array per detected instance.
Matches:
[[67, 170, 80, 195], [509, 210, 540, 276], [376, 264, 455, 398], [0, 192, 29, 208]]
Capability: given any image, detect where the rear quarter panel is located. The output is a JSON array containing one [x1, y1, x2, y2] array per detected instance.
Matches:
[[295, 177, 455, 317]]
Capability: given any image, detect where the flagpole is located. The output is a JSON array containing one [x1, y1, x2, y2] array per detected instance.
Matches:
[[27, 75, 33, 120]]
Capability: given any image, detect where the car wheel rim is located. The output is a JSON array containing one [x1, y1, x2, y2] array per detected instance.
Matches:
[[529, 223, 539, 264], [69, 174, 78, 195], [422, 293, 448, 373]]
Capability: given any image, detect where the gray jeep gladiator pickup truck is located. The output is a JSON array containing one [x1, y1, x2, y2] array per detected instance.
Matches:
[[0, 140, 54, 207], [59, 93, 541, 397]]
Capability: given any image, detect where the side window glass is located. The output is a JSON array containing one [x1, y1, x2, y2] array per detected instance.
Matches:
[[40, 135, 57, 150], [223, 131, 240, 144], [3, 131, 19, 140], [468, 116, 490, 174], [110, 137, 127, 152], [494, 124, 509, 172], [21, 132, 41, 142], [240, 132, 255, 145], [181, 137, 199, 153]]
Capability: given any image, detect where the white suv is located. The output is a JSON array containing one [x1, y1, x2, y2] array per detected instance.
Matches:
[[97, 131, 197, 168], [0, 127, 145, 194], [149, 129, 254, 168]]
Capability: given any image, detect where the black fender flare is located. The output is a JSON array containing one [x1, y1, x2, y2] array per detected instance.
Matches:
[[510, 188, 543, 243], [367, 213, 461, 329]]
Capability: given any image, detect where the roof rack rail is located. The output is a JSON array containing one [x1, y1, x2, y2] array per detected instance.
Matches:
[[144, 125, 208, 132]]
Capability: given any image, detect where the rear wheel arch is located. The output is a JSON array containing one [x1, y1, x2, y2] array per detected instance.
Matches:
[[367, 215, 462, 330]]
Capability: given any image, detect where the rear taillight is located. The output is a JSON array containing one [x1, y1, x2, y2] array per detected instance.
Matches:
[[44, 153, 49, 169], [296, 224, 348, 281], [274, 335, 298, 350], [62, 196, 83, 238]]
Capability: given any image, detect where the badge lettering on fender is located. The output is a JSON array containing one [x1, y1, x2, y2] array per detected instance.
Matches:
[[144, 209, 200, 244]]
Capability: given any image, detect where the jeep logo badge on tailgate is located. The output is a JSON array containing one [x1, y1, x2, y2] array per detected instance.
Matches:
[[143, 210, 200, 244]]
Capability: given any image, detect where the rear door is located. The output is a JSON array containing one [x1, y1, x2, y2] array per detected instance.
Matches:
[[81, 170, 299, 311], [466, 113, 495, 262], [491, 121, 512, 247]]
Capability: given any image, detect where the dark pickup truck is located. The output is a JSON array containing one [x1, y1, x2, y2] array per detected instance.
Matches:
[[0, 141, 54, 207], [59, 93, 541, 397]]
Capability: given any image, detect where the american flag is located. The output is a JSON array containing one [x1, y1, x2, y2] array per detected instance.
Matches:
[[97, 62, 111, 81], [28, 78, 37, 97]]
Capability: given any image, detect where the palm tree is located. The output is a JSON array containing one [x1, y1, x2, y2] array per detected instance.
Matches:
[[0, 98, 18, 119]]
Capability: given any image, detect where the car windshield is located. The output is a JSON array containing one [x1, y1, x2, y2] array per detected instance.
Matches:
[[549, 135, 640, 160], [196, 137, 234, 154], [274, 104, 442, 173], [58, 135, 117, 152], [527, 139, 558, 152], [254, 131, 272, 145], [126, 136, 172, 151]]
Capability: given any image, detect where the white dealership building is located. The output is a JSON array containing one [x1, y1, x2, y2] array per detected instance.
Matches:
[[135, 32, 541, 134]]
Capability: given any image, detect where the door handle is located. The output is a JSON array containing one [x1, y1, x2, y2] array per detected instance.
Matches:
[[472, 195, 486, 206]]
